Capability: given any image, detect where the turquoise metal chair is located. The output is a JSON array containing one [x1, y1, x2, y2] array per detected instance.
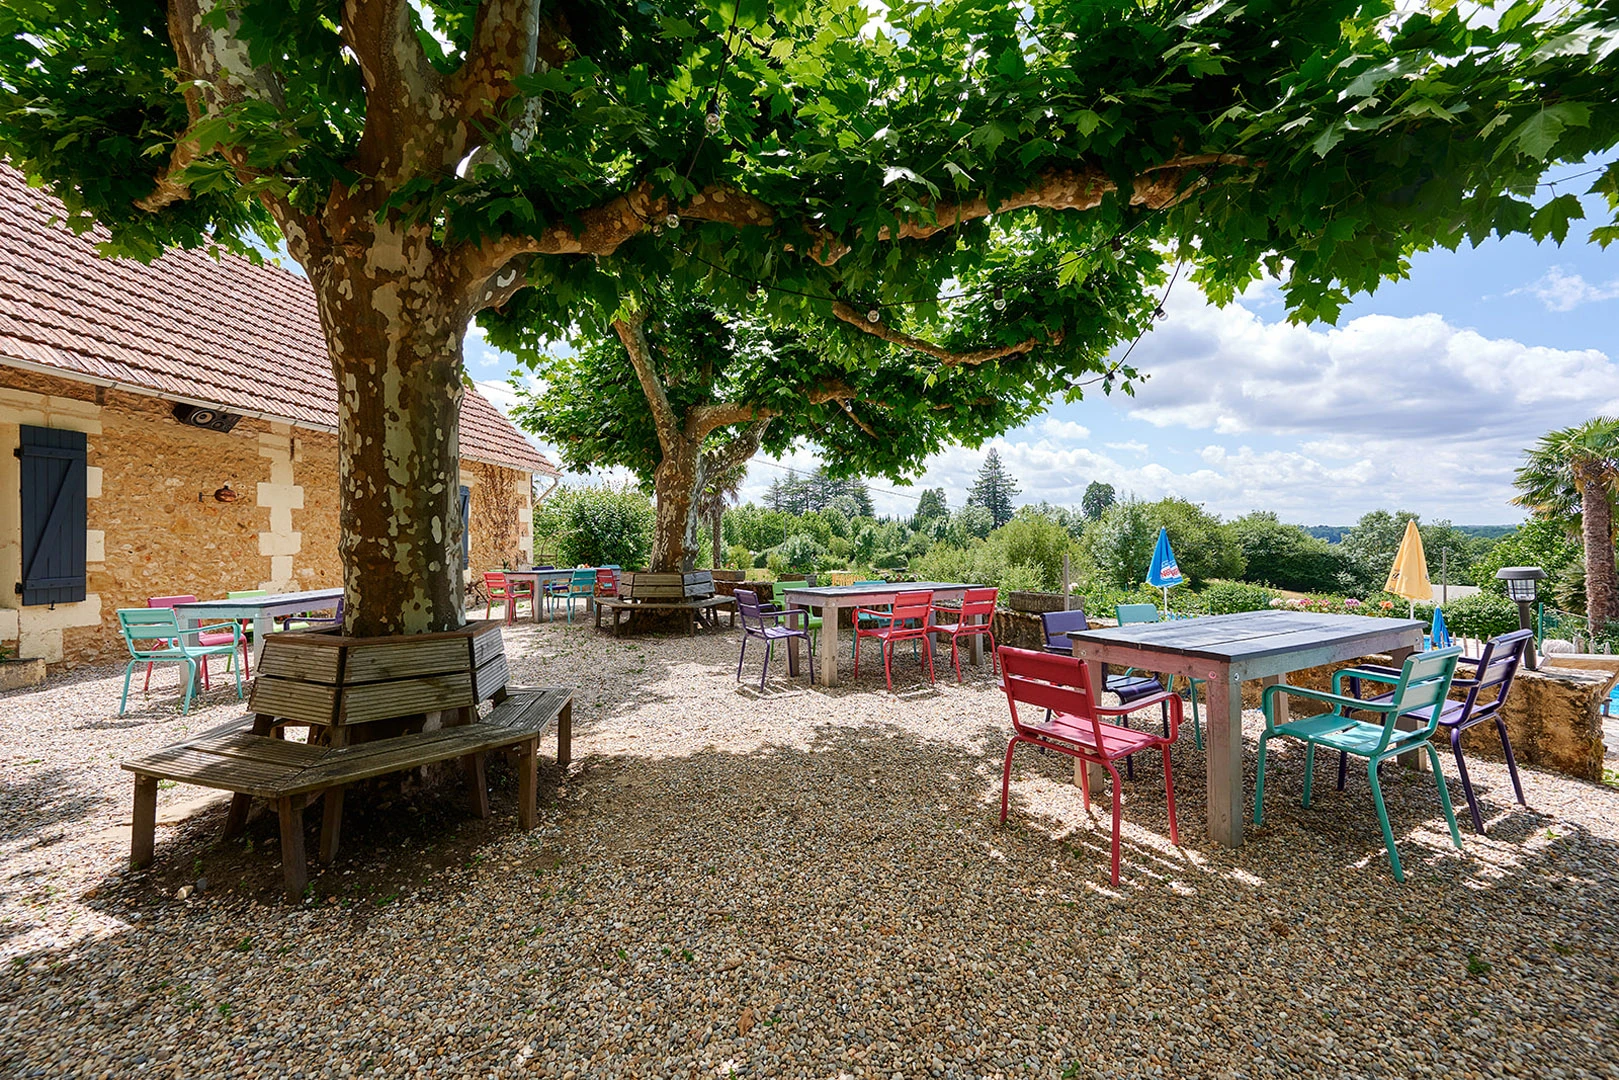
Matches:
[[1115, 603, 1203, 749], [561, 569, 597, 622], [1253, 646, 1465, 882], [117, 608, 244, 715]]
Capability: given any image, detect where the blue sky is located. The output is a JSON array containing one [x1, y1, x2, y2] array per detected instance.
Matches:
[[470, 162, 1619, 527]]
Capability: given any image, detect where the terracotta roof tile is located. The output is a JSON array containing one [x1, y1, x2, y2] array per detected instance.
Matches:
[[0, 166, 557, 476]]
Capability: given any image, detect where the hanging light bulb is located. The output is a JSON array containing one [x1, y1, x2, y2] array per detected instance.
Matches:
[[866, 308, 881, 324], [746, 282, 760, 300], [651, 223, 663, 236], [665, 212, 680, 229], [992, 286, 1007, 311], [1153, 306, 1167, 321], [1109, 237, 1124, 253], [705, 102, 723, 134]]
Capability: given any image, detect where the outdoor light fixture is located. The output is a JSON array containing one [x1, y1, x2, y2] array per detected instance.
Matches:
[[1496, 566, 1547, 668]]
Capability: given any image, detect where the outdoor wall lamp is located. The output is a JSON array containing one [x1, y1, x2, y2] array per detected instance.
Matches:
[[1496, 566, 1547, 668]]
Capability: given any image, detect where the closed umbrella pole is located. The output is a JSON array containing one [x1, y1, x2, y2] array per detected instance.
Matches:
[[1146, 527, 1186, 613]]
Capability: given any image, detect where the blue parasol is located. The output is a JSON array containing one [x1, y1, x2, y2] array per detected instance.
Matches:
[[1430, 607, 1453, 650], [1146, 527, 1185, 609]]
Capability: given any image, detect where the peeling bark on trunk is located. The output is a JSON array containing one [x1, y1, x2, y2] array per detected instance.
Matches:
[[651, 444, 704, 574], [710, 505, 724, 570], [308, 223, 467, 637], [1581, 473, 1617, 633]]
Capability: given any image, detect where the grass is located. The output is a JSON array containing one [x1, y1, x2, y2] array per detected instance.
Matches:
[[1466, 952, 1493, 978]]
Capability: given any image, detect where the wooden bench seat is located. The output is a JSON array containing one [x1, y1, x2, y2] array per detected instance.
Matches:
[[594, 594, 736, 636], [122, 621, 572, 899]]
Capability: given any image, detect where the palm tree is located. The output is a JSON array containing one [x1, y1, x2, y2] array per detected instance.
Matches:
[[1514, 417, 1619, 631]]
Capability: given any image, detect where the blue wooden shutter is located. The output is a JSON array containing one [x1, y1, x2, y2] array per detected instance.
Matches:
[[458, 485, 471, 568], [18, 425, 88, 606]]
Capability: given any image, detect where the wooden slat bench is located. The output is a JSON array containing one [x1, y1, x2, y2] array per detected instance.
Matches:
[[593, 571, 738, 636], [123, 623, 571, 899]]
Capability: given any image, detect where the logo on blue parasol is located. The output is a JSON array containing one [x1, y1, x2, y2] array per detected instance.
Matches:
[[1146, 527, 1184, 589]]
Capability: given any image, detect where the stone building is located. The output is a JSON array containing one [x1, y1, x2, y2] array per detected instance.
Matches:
[[0, 167, 559, 665]]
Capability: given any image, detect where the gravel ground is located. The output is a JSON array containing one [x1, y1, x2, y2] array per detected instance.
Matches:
[[2, 620, 1617, 1079]]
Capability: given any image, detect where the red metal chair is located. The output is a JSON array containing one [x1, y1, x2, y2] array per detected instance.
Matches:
[[145, 594, 251, 689], [853, 590, 936, 691], [931, 587, 999, 682], [594, 567, 619, 599], [997, 646, 1182, 884], [482, 572, 534, 625]]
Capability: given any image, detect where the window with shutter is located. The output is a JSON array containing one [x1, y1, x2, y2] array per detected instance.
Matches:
[[459, 485, 471, 568], [17, 425, 88, 606]]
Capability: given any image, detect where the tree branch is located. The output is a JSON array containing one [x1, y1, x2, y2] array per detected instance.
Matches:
[[701, 419, 772, 476], [137, 0, 289, 213], [343, 0, 456, 180], [830, 302, 1048, 366], [615, 314, 682, 455], [836, 398, 880, 440], [450, 0, 573, 146]]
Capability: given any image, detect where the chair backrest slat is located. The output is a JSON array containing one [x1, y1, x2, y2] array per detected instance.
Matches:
[[482, 572, 508, 592], [1379, 646, 1463, 747], [958, 587, 998, 619], [1458, 629, 1532, 719], [147, 594, 198, 609], [118, 607, 184, 655], [998, 646, 1105, 746], [1115, 603, 1160, 626], [735, 588, 768, 632], [1040, 607, 1089, 653], [891, 590, 934, 622]]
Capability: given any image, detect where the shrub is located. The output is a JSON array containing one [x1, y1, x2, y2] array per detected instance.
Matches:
[[1233, 512, 1361, 593], [1079, 497, 1243, 589], [1442, 592, 1522, 640], [1198, 581, 1276, 614], [725, 543, 752, 569], [532, 485, 654, 569]]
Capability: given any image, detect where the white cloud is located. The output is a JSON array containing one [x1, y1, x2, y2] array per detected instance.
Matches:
[[1040, 418, 1091, 441], [1106, 440, 1150, 455], [1514, 265, 1619, 312]]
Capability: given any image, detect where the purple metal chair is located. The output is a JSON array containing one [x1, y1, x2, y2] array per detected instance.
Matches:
[[735, 588, 816, 690], [1342, 628, 1532, 834]]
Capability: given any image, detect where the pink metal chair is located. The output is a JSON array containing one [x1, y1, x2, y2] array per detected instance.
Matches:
[[145, 594, 251, 689], [594, 567, 619, 599], [482, 571, 534, 625], [997, 646, 1182, 884], [853, 590, 936, 691], [930, 587, 999, 682]]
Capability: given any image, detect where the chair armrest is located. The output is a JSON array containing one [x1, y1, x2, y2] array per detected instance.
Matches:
[[188, 621, 242, 641], [1096, 691, 1182, 742], [1265, 681, 1394, 717], [1330, 667, 1402, 696], [854, 608, 896, 621]]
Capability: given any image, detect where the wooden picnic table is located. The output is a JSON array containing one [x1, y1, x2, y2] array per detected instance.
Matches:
[[173, 588, 344, 668], [778, 582, 990, 688], [497, 569, 584, 623], [1065, 609, 1424, 850]]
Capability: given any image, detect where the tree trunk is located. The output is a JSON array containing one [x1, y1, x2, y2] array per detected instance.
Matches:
[[651, 442, 704, 574], [307, 230, 468, 637], [1581, 473, 1617, 633], [711, 505, 724, 569]]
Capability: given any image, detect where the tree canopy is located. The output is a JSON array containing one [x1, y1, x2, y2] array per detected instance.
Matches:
[[5, 0, 1619, 621]]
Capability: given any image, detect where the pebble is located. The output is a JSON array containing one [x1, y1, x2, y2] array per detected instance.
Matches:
[[2, 621, 1617, 1079]]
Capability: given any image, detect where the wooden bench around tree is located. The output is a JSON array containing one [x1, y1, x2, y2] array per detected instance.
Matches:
[[122, 623, 571, 899], [593, 571, 737, 636]]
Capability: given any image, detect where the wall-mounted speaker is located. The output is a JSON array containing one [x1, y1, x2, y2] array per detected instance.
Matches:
[[172, 402, 242, 433]]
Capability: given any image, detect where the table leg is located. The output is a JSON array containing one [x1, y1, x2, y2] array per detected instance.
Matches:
[[1076, 660, 1108, 795], [131, 775, 158, 869], [820, 602, 841, 687], [786, 610, 802, 677], [968, 612, 985, 668], [1260, 675, 1289, 726], [1384, 644, 1430, 771], [1204, 666, 1245, 848], [251, 613, 273, 668]]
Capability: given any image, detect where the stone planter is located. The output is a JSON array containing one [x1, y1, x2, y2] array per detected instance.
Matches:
[[0, 657, 47, 692], [1005, 590, 1070, 614]]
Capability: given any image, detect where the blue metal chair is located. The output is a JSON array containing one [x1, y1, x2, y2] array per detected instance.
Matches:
[[1115, 603, 1203, 750], [117, 608, 244, 715], [1253, 647, 1464, 882]]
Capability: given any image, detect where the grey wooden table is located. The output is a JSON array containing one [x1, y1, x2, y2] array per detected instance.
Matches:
[[173, 588, 344, 668], [779, 582, 989, 687], [497, 569, 582, 623], [1066, 610, 1424, 849]]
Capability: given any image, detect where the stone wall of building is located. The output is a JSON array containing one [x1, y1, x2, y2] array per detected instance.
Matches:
[[2, 367, 535, 665]]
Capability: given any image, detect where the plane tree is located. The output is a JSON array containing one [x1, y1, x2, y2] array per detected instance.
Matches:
[[2, 0, 1616, 632]]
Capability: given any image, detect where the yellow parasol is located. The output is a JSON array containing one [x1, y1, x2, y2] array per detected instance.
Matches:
[[1384, 519, 1431, 617]]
